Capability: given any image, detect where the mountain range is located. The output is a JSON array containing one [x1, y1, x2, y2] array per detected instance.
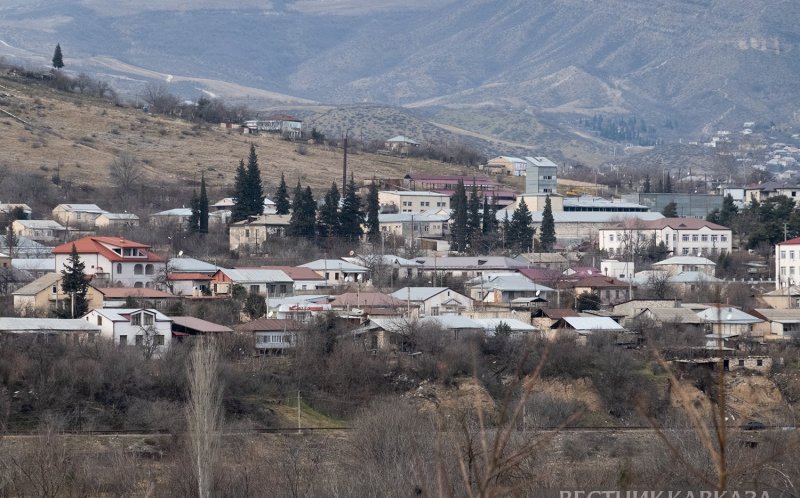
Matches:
[[0, 0, 797, 159]]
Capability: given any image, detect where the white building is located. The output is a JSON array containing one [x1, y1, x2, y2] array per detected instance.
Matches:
[[776, 236, 800, 288], [486, 156, 527, 176], [52, 236, 166, 288], [95, 213, 140, 229], [84, 308, 172, 354], [599, 218, 732, 258], [378, 191, 450, 214], [389, 287, 473, 317], [12, 219, 66, 243], [524, 156, 558, 194], [52, 204, 108, 227], [298, 259, 369, 286], [601, 259, 635, 279], [652, 256, 716, 277], [378, 212, 450, 241]]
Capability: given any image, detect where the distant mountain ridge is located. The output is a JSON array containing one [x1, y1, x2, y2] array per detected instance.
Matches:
[[0, 0, 797, 138]]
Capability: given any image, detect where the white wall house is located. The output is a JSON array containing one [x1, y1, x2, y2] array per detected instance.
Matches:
[[52, 236, 166, 288], [390, 287, 474, 317], [12, 219, 66, 243], [52, 204, 108, 227], [299, 259, 369, 287], [601, 259, 635, 279], [84, 308, 172, 354], [599, 218, 732, 258], [776, 236, 800, 288], [378, 191, 450, 214]]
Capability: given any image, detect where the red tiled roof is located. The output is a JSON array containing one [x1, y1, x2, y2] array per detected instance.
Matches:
[[96, 287, 178, 299], [53, 236, 163, 262], [167, 272, 213, 281], [779, 236, 800, 246]]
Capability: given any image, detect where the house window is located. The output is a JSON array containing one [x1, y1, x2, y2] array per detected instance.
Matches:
[[609, 235, 614, 242], [145, 264, 154, 275], [682, 235, 689, 242], [682, 248, 689, 255], [97, 316, 102, 326], [701, 235, 708, 242], [250, 285, 260, 294], [154, 335, 165, 346], [134, 264, 143, 275], [52, 285, 57, 293], [131, 314, 141, 326], [143, 314, 154, 326], [756, 359, 763, 367], [119, 335, 127, 346], [135, 335, 144, 346], [692, 235, 699, 242], [245, 229, 250, 237], [782, 251, 788, 259], [721, 235, 728, 242], [738, 359, 745, 367], [711, 235, 718, 242], [117, 263, 123, 274], [791, 251, 796, 260]]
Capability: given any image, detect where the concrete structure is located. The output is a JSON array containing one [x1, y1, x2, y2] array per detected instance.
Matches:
[[776, 236, 800, 288], [149, 208, 230, 227], [601, 259, 635, 280], [95, 213, 140, 229], [228, 214, 292, 252], [385, 135, 420, 154], [299, 259, 368, 286], [378, 212, 450, 241], [0, 203, 32, 221], [0, 317, 99, 341], [52, 204, 108, 228], [486, 156, 527, 176], [12, 219, 66, 243], [563, 196, 649, 213], [524, 156, 558, 194], [696, 307, 762, 336], [599, 218, 732, 258], [95, 287, 180, 309], [389, 287, 473, 316], [84, 308, 172, 353], [572, 276, 633, 306], [751, 309, 800, 340], [652, 256, 716, 276], [52, 236, 165, 289], [378, 190, 450, 214]]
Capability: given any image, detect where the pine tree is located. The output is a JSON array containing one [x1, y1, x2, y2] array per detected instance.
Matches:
[[643, 175, 651, 193], [290, 180, 303, 214], [188, 189, 201, 232], [231, 159, 248, 222], [509, 198, 534, 252], [274, 173, 290, 215], [501, 211, 510, 250], [662, 201, 678, 218], [288, 186, 317, 239], [52, 44, 64, 69], [539, 195, 556, 252], [60, 244, 88, 318], [199, 174, 209, 233], [466, 185, 482, 251], [481, 196, 495, 235], [664, 173, 672, 193], [317, 182, 340, 239], [366, 181, 381, 245], [449, 179, 468, 252], [244, 144, 265, 217], [339, 175, 364, 241], [719, 194, 738, 227]]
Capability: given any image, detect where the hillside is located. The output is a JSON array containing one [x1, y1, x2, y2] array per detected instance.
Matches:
[[0, 0, 797, 141], [0, 74, 467, 210]]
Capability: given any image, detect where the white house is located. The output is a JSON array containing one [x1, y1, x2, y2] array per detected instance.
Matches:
[[652, 256, 716, 276], [52, 236, 166, 288], [599, 218, 732, 258], [235, 319, 303, 354], [776, 236, 800, 288], [378, 191, 450, 214], [298, 259, 368, 287], [84, 308, 172, 354], [95, 213, 140, 229], [389, 287, 473, 317], [210, 268, 294, 297], [600, 259, 635, 279]]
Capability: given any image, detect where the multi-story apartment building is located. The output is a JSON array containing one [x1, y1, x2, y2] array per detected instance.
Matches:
[[776, 236, 800, 288], [378, 191, 450, 213]]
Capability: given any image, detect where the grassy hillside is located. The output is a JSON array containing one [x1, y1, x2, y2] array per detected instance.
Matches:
[[0, 75, 468, 209]]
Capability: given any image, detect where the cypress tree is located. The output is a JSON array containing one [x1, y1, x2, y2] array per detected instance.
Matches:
[[664, 172, 672, 193], [52, 43, 64, 69], [199, 173, 209, 233], [245, 144, 265, 217], [339, 175, 365, 241], [300, 186, 317, 239], [231, 159, 248, 222], [288, 185, 317, 240], [643, 175, 651, 193], [366, 181, 381, 244], [501, 211, 510, 250], [509, 198, 534, 252], [274, 173, 290, 215], [481, 196, 495, 235], [60, 244, 88, 318], [317, 182, 340, 239], [466, 185, 482, 251], [539, 195, 556, 252], [188, 189, 201, 232], [450, 179, 468, 252]]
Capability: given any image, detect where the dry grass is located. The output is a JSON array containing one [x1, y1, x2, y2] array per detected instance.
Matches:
[[0, 76, 467, 193]]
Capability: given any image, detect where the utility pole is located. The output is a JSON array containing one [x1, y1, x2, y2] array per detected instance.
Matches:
[[342, 132, 348, 189], [297, 391, 301, 433]]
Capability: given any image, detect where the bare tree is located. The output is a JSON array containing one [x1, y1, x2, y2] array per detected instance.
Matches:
[[141, 82, 180, 115], [108, 153, 144, 194], [186, 340, 223, 498]]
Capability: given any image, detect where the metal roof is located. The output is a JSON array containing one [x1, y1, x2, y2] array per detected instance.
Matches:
[[470, 274, 554, 292], [561, 316, 625, 331], [219, 268, 293, 283], [0, 318, 99, 333], [667, 272, 723, 284], [390, 287, 451, 301], [12, 258, 55, 271], [380, 190, 448, 197], [91, 308, 172, 322], [653, 256, 717, 266], [13, 219, 65, 229], [637, 307, 705, 324], [477, 318, 536, 333], [171, 316, 233, 333], [299, 259, 368, 272], [696, 307, 762, 324], [168, 257, 219, 273], [12, 272, 61, 296], [496, 210, 666, 223], [54, 204, 107, 214], [524, 156, 557, 167], [414, 256, 529, 270]]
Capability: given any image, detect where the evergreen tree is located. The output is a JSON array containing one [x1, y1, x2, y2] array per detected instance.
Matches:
[[52, 43, 64, 69], [539, 195, 556, 252], [664, 173, 672, 193], [188, 189, 201, 232], [317, 182, 340, 239], [481, 196, 495, 235], [274, 173, 290, 215], [60, 244, 88, 318], [501, 211, 510, 250], [718, 193, 738, 227], [244, 143, 265, 217], [290, 180, 303, 214], [449, 179, 468, 252], [231, 159, 248, 222], [366, 181, 381, 245], [466, 185, 482, 251], [339, 175, 364, 241], [655, 176, 664, 193], [199, 174, 209, 233], [509, 198, 534, 252], [642, 175, 651, 193], [288, 186, 317, 240], [662, 201, 678, 217]]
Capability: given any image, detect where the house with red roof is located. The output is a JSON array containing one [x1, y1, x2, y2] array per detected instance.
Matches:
[[52, 236, 165, 289], [776, 235, 800, 289], [599, 218, 732, 258]]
